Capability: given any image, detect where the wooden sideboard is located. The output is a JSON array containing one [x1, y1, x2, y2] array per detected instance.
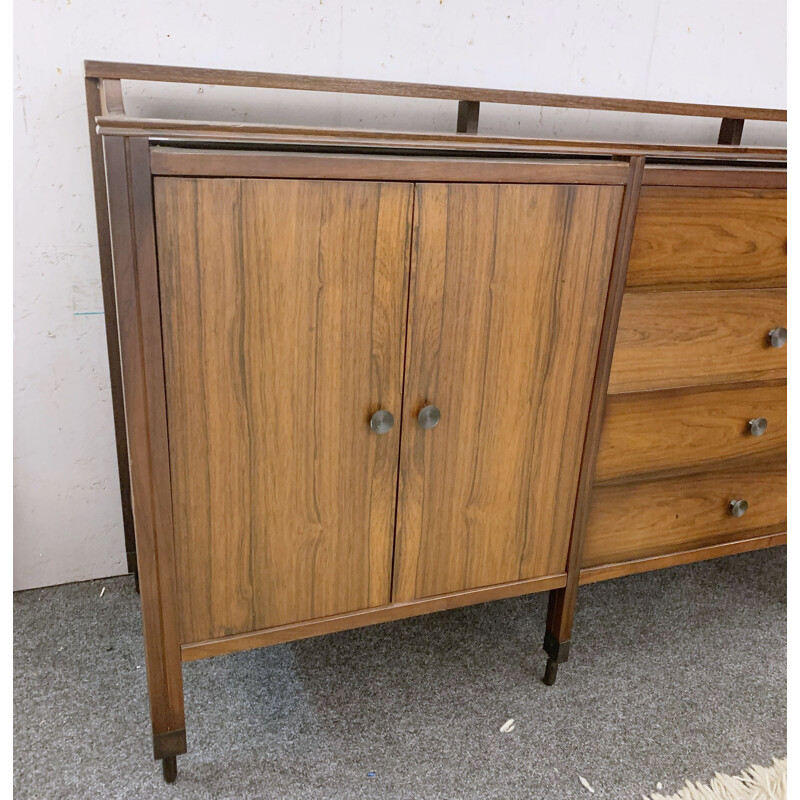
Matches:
[[84, 61, 787, 782]]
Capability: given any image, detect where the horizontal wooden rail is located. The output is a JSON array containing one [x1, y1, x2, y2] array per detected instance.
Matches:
[[181, 571, 568, 661], [85, 60, 786, 122], [94, 114, 789, 161]]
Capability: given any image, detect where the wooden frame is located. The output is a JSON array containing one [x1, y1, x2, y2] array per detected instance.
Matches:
[[183, 572, 568, 661], [84, 59, 786, 122], [103, 136, 185, 762], [642, 165, 787, 189], [84, 77, 136, 572], [149, 147, 631, 183], [541, 156, 645, 683], [579, 531, 787, 584], [84, 64, 787, 584], [84, 61, 786, 778]]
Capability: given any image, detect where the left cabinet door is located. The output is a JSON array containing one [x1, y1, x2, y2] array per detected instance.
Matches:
[[154, 178, 413, 643]]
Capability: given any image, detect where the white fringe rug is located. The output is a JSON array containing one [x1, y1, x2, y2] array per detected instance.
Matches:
[[646, 759, 786, 800]]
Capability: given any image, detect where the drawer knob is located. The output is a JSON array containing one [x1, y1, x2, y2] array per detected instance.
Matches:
[[748, 417, 768, 437], [729, 499, 749, 518], [768, 327, 787, 348], [369, 409, 394, 435], [417, 404, 441, 430]]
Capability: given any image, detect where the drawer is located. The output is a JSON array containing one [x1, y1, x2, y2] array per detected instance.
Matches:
[[608, 289, 786, 393], [628, 187, 786, 291], [583, 465, 786, 567], [595, 383, 787, 483]]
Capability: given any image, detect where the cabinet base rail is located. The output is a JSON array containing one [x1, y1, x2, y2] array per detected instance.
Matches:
[[181, 572, 568, 661]]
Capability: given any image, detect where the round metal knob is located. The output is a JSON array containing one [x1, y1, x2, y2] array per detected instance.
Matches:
[[729, 499, 748, 518], [417, 405, 441, 430], [748, 417, 768, 437], [767, 327, 787, 348], [369, 409, 394, 435]]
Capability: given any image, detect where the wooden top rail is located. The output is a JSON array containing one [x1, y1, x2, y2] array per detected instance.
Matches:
[[84, 60, 786, 123], [92, 114, 788, 161]]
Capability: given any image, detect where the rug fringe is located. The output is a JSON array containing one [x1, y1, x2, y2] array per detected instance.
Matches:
[[645, 758, 786, 800]]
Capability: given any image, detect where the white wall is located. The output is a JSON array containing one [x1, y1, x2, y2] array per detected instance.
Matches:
[[13, 0, 786, 591]]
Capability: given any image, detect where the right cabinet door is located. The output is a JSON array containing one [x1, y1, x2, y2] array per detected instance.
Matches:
[[393, 182, 624, 602]]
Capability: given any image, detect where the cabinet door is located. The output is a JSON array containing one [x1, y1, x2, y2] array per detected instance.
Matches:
[[155, 178, 413, 642], [393, 183, 623, 601]]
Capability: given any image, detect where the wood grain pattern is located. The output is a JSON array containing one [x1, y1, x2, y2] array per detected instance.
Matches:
[[627, 188, 787, 291], [544, 156, 645, 647], [595, 382, 787, 483], [393, 182, 623, 601], [642, 167, 786, 189], [580, 531, 786, 584], [84, 60, 787, 120], [155, 177, 413, 644], [582, 465, 786, 567], [104, 137, 186, 756], [181, 571, 568, 661], [149, 148, 629, 184], [608, 289, 787, 393]]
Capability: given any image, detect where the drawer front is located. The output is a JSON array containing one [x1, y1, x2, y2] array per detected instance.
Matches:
[[628, 187, 786, 292], [583, 466, 786, 567], [608, 289, 787, 393], [596, 383, 787, 483]]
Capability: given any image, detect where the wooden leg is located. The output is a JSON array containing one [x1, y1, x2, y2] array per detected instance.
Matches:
[[543, 657, 559, 686], [161, 755, 178, 783], [154, 729, 186, 783], [541, 587, 574, 685], [104, 136, 188, 777], [540, 158, 645, 687]]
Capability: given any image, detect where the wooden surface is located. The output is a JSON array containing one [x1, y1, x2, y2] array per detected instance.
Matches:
[[104, 138, 186, 755], [393, 182, 623, 602], [608, 289, 787, 393], [718, 117, 745, 145], [457, 100, 480, 134], [149, 148, 629, 184], [544, 156, 645, 646], [155, 177, 413, 643], [627, 188, 787, 291], [595, 382, 787, 483], [642, 166, 787, 189], [583, 465, 786, 567], [181, 571, 567, 661], [94, 115, 789, 161], [84, 59, 787, 121], [84, 78, 136, 572], [580, 530, 786, 584]]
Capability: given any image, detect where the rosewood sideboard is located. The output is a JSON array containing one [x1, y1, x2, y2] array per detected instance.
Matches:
[[84, 61, 787, 782]]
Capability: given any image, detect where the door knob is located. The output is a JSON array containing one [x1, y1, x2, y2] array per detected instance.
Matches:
[[748, 417, 768, 437], [417, 405, 441, 430], [729, 499, 748, 518], [767, 327, 787, 348], [369, 409, 394, 435]]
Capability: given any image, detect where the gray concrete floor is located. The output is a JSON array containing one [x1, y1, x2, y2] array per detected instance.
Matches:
[[14, 547, 786, 799]]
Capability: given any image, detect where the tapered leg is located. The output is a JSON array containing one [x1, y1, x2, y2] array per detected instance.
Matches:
[[541, 587, 574, 685], [162, 756, 178, 783], [543, 657, 559, 686]]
